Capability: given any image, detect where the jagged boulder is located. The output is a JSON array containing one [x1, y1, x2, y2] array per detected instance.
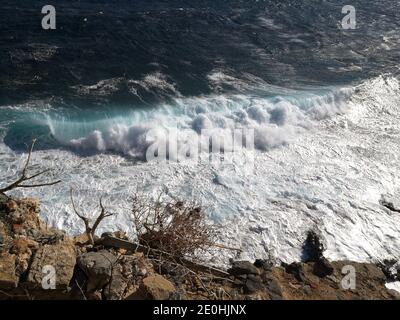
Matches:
[[228, 260, 260, 276], [283, 262, 306, 282], [0, 253, 18, 290], [6, 198, 41, 227], [244, 274, 265, 294], [77, 250, 117, 292], [27, 240, 76, 290], [254, 259, 272, 271], [302, 230, 325, 262], [11, 236, 40, 276], [265, 277, 284, 300]]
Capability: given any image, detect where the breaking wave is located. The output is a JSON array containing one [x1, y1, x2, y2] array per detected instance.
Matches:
[[2, 82, 357, 159], [1, 75, 400, 266]]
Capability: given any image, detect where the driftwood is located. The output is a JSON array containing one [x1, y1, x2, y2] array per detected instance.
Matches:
[[70, 188, 114, 245], [99, 235, 230, 278], [0, 139, 61, 195]]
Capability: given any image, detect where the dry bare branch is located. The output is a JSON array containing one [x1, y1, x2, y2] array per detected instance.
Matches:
[[70, 187, 114, 245], [0, 139, 61, 195], [130, 193, 217, 259]]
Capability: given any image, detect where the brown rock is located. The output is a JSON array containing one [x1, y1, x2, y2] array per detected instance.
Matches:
[[19, 198, 41, 230], [140, 274, 176, 300], [11, 237, 39, 276], [113, 231, 128, 240], [118, 248, 127, 255], [0, 222, 11, 253], [0, 253, 18, 289], [266, 278, 284, 300], [27, 240, 76, 290], [11, 237, 29, 255], [73, 233, 90, 246]]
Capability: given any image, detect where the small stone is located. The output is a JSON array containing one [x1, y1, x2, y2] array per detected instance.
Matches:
[[73, 233, 91, 246], [118, 248, 127, 255], [228, 261, 260, 276], [113, 231, 128, 240], [313, 257, 334, 278], [137, 268, 147, 277], [244, 275, 264, 294], [140, 274, 176, 300], [284, 262, 306, 282], [254, 259, 272, 271]]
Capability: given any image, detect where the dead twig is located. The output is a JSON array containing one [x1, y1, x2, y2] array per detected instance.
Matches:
[[100, 235, 230, 278], [0, 139, 61, 195], [75, 279, 87, 300], [70, 187, 114, 245], [131, 193, 217, 258], [209, 243, 242, 252]]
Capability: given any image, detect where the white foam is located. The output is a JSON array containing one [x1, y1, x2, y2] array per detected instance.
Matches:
[[1, 75, 400, 267], [385, 282, 400, 294], [58, 85, 353, 158], [72, 72, 180, 98]]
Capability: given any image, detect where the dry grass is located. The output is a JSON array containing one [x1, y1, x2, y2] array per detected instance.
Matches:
[[131, 193, 217, 259]]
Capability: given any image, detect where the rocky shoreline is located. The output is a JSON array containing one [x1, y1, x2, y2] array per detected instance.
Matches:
[[1, 195, 399, 300]]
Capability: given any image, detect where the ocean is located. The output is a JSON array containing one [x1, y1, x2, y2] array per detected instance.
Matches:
[[1, 0, 400, 265]]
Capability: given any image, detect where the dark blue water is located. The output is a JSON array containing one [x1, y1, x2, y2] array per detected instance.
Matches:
[[0, 0, 399, 151]]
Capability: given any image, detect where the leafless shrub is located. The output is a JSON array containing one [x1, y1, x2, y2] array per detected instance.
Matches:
[[0, 139, 61, 195], [131, 193, 217, 259]]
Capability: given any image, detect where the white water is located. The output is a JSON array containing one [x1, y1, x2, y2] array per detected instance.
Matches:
[[1, 75, 400, 266]]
